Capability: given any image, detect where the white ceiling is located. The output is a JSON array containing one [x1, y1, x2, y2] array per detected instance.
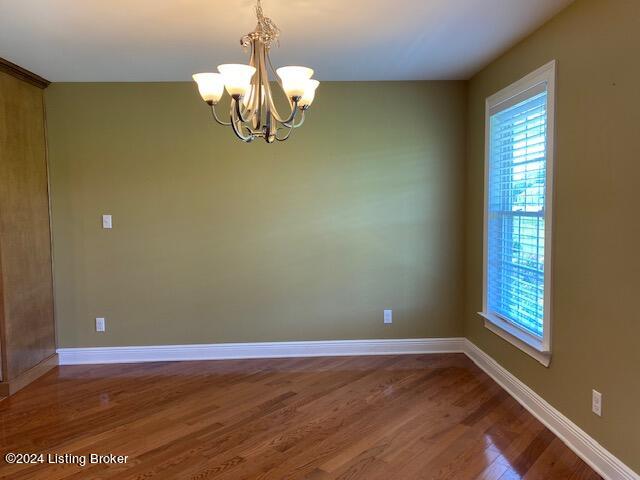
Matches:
[[0, 0, 574, 82]]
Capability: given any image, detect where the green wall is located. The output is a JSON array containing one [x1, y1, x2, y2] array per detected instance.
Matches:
[[45, 0, 640, 471], [46, 81, 467, 348], [464, 0, 640, 471]]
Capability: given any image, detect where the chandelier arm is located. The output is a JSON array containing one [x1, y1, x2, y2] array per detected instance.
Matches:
[[259, 47, 282, 123], [233, 97, 255, 124], [267, 95, 299, 124], [252, 41, 262, 130], [231, 118, 254, 142], [266, 49, 281, 85], [263, 111, 275, 143], [262, 48, 300, 124], [293, 111, 305, 128], [281, 99, 300, 124], [281, 110, 305, 129], [210, 104, 231, 126], [284, 97, 300, 123], [230, 99, 255, 142], [244, 40, 261, 130], [275, 124, 293, 141]]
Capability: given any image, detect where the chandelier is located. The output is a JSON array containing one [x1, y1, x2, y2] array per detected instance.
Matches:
[[192, 0, 319, 143]]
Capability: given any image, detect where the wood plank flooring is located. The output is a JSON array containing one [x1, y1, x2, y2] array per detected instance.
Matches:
[[0, 354, 601, 479]]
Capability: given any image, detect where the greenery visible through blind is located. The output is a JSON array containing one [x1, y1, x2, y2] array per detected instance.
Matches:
[[487, 89, 547, 337]]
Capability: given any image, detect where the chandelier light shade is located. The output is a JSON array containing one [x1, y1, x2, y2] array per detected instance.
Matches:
[[192, 73, 225, 104], [192, 0, 319, 143], [299, 80, 320, 108], [217, 64, 257, 97], [276, 66, 314, 98]]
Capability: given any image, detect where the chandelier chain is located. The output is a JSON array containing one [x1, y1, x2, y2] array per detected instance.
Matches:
[[241, 0, 280, 49]]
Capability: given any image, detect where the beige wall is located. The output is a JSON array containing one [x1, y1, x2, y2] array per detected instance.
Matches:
[[464, 0, 640, 471], [46, 81, 467, 348], [44, 0, 640, 471]]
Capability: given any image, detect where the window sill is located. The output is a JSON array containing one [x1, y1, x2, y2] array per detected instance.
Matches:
[[478, 312, 551, 367]]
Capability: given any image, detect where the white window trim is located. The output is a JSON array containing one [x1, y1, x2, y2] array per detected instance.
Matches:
[[479, 60, 556, 367]]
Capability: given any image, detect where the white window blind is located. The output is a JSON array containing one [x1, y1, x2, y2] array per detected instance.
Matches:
[[487, 87, 548, 338]]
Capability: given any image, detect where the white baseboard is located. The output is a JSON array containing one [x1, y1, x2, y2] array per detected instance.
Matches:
[[56, 336, 637, 480], [57, 337, 465, 365], [464, 339, 638, 480]]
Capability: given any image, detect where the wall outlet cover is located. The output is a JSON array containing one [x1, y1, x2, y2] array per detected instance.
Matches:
[[96, 317, 106, 332], [592, 389, 602, 416]]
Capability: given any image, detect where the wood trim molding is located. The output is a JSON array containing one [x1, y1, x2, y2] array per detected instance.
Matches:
[[0, 242, 5, 383], [57, 338, 466, 365], [0, 353, 58, 397], [0, 57, 50, 89], [464, 339, 639, 480]]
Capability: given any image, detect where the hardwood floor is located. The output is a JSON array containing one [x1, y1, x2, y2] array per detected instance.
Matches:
[[0, 354, 600, 479]]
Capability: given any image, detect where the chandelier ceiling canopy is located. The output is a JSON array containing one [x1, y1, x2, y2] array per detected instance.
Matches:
[[193, 0, 319, 144]]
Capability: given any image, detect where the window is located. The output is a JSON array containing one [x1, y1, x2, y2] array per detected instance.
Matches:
[[480, 61, 556, 366]]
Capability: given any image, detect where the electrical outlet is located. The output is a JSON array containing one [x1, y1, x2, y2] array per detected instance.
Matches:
[[102, 214, 112, 229], [96, 317, 106, 332], [592, 389, 602, 416], [383, 309, 392, 324]]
